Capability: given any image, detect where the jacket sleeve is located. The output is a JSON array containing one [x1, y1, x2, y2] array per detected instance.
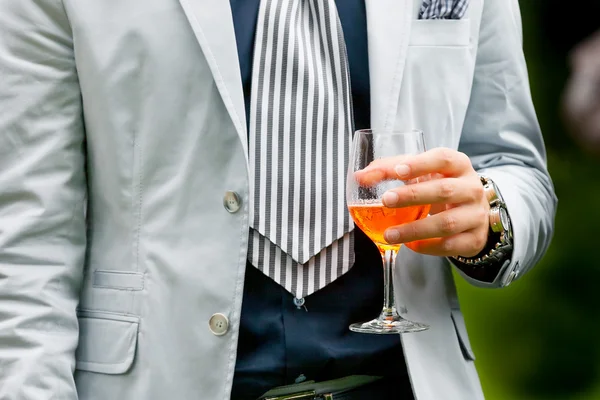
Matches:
[[0, 0, 85, 397], [455, 0, 558, 288]]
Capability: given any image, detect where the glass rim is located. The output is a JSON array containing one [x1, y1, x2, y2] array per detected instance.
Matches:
[[355, 128, 423, 136]]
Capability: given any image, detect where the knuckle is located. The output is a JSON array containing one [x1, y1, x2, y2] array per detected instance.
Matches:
[[441, 238, 455, 254], [464, 233, 487, 257], [405, 223, 420, 242], [406, 185, 419, 203], [438, 181, 455, 200], [439, 215, 458, 235], [438, 148, 455, 166]]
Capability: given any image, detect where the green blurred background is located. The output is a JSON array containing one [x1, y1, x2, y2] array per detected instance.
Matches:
[[457, 1, 600, 399]]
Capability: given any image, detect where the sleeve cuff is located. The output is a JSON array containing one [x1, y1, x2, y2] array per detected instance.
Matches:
[[449, 167, 533, 288]]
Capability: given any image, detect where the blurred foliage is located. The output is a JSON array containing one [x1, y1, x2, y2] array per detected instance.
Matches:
[[457, 1, 600, 399]]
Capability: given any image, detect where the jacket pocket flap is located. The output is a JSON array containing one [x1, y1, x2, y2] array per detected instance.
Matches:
[[451, 308, 476, 361], [75, 311, 139, 374]]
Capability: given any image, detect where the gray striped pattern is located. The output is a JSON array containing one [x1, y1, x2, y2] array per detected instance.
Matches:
[[419, 0, 469, 19], [248, 0, 354, 298]]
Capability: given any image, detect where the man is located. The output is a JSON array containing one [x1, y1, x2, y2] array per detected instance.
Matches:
[[0, 0, 556, 399]]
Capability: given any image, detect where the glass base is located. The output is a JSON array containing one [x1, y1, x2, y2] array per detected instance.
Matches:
[[349, 311, 429, 334]]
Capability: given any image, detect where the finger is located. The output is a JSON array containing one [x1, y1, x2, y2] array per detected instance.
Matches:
[[394, 148, 472, 179], [355, 148, 472, 186], [381, 177, 484, 208], [404, 229, 489, 258], [383, 204, 486, 245], [353, 155, 411, 186]]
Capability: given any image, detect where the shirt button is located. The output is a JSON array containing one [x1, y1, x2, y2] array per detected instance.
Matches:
[[208, 313, 229, 336], [223, 191, 242, 213]]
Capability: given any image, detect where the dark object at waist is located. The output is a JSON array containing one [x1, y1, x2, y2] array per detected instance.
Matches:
[[259, 375, 414, 400]]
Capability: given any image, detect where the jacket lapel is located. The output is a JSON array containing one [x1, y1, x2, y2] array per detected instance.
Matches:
[[175, 0, 414, 158], [177, 0, 248, 160], [365, 0, 414, 131]]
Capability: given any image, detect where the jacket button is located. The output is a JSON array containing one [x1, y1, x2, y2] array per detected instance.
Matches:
[[208, 313, 229, 336], [506, 270, 518, 285], [223, 191, 242, 213]]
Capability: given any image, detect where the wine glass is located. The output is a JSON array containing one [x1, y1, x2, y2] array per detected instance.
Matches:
[[346, 129, 431, 334]]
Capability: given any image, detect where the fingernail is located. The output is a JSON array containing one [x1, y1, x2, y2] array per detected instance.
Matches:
[[382, 191, 399, 207], [395, 164, 410, 178], [385, 229, 401, 243]]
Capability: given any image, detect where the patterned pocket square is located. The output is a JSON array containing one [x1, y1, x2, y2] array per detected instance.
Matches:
[[419, 0, 469, 19]]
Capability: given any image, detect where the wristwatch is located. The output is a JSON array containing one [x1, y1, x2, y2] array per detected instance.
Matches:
[[452, 175, 513, 268]]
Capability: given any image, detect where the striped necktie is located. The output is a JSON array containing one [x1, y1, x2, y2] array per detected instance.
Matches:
[[248, 0, 355, 298]]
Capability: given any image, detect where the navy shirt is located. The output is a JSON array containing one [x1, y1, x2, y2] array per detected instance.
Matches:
[[229, 1, 410, 398]]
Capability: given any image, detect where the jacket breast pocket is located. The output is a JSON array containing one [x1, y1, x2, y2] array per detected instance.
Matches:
[[395, 18, 475, 150], [75, 311, 140, 374]]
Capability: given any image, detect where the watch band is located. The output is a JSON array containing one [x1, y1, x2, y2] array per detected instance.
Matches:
[[453, 231, 513, 268]]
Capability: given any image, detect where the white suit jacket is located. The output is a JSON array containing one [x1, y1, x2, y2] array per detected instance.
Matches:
[[0, 0, 556, 399]]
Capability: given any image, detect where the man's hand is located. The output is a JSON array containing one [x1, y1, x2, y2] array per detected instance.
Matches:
[[563, 30, 600, 153], [356, 148, 489, 257]]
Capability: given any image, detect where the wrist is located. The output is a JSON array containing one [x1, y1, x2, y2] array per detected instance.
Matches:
[[451, 175, 513, 271]]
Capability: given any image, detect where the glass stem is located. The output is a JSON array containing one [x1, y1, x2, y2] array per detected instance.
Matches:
[[381, 248, 399, 319]]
